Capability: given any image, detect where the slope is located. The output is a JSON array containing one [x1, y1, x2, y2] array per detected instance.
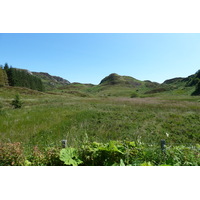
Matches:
[[32, 72, 70, 91]]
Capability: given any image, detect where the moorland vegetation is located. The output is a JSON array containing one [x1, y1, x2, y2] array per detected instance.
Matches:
[[0, 63, 200, 166]]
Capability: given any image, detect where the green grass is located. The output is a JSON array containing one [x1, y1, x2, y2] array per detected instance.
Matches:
[[1, 86, 200, 156]]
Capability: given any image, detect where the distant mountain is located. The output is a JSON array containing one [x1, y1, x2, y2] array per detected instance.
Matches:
[[1, 62, 200, 96], [32, 72, 70, 90]]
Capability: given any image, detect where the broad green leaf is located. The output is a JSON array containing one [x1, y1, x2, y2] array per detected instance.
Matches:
[[60, 148, 82, 166]]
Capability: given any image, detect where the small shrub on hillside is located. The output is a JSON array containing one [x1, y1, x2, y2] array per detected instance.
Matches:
[[130, 92, 138, 98], [11, 94, 23, 109], [0, 142, 26, 166]]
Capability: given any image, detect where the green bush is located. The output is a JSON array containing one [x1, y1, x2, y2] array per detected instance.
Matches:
[[0, 141, 199, 166], [11, 94, 23, 109], [77, 141, 200, 166], [79, 141, 141, 166], [164, 145, 200, 166], [130, 92, 138, 98]]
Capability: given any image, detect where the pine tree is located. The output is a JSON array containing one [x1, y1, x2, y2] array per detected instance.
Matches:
[[4, 63, 9, 71], [11, 94, 23, 109]]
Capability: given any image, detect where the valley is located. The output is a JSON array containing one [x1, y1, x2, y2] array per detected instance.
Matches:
[[0, 65, 200, 166]]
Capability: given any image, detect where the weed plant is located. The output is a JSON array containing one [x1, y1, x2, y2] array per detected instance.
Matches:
[[1, 141, 199, 166]]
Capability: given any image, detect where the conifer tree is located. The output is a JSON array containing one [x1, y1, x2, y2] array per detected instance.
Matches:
[[11, 94, 23, 109], [4, 63, 9, 71], [4, 66, 44, 91]]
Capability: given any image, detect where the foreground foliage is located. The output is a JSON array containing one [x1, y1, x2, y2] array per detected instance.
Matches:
[[0, 141, 199, 166]]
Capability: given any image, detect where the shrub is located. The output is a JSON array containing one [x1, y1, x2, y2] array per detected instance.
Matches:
[[28, 146, 63, 166], [79, 141, 140, 166], [130, 92, 138, 98], [0, 141, 199, 166], [11, 94, 23, 109], [45, 147, 64, 166], [164, 145, 200, 166], [0, 142, 26, 166]]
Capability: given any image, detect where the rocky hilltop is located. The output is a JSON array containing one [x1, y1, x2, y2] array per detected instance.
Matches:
[[32, 72, 70, 90]]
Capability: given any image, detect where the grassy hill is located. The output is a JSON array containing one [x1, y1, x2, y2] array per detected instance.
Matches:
[[100, 73, 142, 86], [160, 70, 200, 96], [32, 72, 70, 91], [1, 62, 199, 97], [50, 71, 199, 98], [80, 73, 169, 97]]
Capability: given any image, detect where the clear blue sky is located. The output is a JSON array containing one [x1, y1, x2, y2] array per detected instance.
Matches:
[[0, 33, 200, 84]]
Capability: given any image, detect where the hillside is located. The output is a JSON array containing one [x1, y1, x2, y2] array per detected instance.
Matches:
[[84, 73, 167, 97], [100, 73, 142, 87], [161, 70, 200, 96], [85, 70, 200, 97], [1, 62, 200, 97], [32, 72, 70, 90], [55, 72, 200, 98], [1, 63, 71, 92]]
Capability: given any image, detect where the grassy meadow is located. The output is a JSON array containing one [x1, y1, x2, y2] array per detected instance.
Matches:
[[1, 86, 200, 153]]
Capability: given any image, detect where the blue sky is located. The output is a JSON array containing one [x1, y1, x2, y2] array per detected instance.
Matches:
[[0, 33, 200, 84]]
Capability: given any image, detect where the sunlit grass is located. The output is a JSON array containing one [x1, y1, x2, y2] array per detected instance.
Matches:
[[0, 87, 200, 154]]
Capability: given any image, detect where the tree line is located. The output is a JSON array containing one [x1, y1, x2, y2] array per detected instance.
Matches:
[[0, 63, 44, 91]]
